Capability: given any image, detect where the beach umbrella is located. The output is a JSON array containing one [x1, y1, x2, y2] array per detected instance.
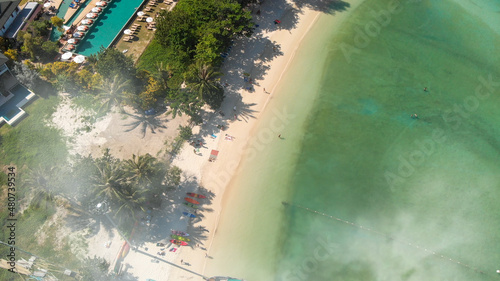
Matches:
[[73, 55, 86, 64], [43, 2, 51, 8], [123, 29, 132, 35], [91, 7, 101, 13], [77, 26, 88, 31], [146, 17, 154, 23], [137, 11, 145, 16], [67, 38, 79, 44], [63, 25, 70, 30], [61, 52, 73, 60]]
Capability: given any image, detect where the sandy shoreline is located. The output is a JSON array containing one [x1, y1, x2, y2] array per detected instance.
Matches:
[[47, 0, 361, 279], [166, 2, 326, 280]]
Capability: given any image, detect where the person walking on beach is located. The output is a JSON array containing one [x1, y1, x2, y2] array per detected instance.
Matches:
[[181, 259, 183, 264], [278, 134, 282, 139]]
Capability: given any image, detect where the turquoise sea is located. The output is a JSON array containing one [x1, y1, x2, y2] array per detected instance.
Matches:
[[206, 0, 500, 280]]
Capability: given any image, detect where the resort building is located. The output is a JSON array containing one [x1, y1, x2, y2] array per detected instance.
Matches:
[[3, 2, 42, 40], [0, 0, 22, 37], [0, 53, 36, 126]]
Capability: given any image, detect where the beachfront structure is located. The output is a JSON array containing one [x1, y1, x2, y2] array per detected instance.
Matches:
[[0, 53, 36, 126], [0, 0, 22, 37]]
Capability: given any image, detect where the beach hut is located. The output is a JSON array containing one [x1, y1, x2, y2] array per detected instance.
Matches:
[[209, 150, 219, 162]]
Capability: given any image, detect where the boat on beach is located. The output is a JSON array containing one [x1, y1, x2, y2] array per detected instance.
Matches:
[[171, 230, 189, 237], [171, 234, 190, 242], [182, 211, 196, 218], [184, 197, 200, 205], [187, 192, 206, 199], [170, 239, 188, 246], [184, 202, 198, 209]]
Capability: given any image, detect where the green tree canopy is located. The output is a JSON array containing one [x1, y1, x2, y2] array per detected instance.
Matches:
[[93, 47, 136, 80], [155, 0, 253, 65], [50, 16, 64, 32]]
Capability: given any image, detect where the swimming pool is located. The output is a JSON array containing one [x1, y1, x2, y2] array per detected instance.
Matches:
[[49, 0, 73, 41], [50, 0, 94, 41], [76, 0, 145, 56], [0, 84, 35, 124]]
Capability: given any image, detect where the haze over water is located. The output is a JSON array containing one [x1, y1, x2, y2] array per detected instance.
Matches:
[[206, 0, 500, 280]]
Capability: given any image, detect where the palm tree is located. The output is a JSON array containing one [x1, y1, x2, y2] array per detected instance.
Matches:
[[25, 166, 59, 209], [95, 74, 131, 112], [187, 63, 225, 109], [92, 161, 127, 204], [154, 61, 174, 91], [115, 187, 146, 221], [123, 154, 162, 185]]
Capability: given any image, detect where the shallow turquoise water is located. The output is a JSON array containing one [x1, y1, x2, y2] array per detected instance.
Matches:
[[206, 0, 500, 280], [76, 0, 143, 56]]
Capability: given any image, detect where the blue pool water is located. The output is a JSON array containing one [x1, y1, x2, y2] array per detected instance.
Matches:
[[0, 85, 31, 121], [76, 0, 144, 56], [49, 0, 73, 41]]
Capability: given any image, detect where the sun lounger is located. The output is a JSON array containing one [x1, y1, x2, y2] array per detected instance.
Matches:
[[123, 37, 131, 42]]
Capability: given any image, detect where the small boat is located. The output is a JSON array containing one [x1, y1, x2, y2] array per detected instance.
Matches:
[[96, 1, 107, 6], [183, 202, 198, 209], [182, 211, 196, 218], [171, 230, 189, 237], [91, 7, 102, 13], [187, 192, 206, 199], [184, 197, 200, 205], [73, 32, 84, 38], [171, 234, 190, 242], [170, 239, 188, 246], [86, 13, 98, 18]]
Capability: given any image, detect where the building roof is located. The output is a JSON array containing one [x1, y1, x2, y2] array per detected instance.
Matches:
[[0, 52, 8, 66], [4, 2, 40, 38], [0, 0, 22, 30]]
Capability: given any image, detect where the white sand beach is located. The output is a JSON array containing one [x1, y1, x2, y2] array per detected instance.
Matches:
[[48, 0, 363, 279], [166, 1, 331, 280]]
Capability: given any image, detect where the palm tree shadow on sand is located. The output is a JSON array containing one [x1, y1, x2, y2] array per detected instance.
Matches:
[[123, 112, 168, 138]]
